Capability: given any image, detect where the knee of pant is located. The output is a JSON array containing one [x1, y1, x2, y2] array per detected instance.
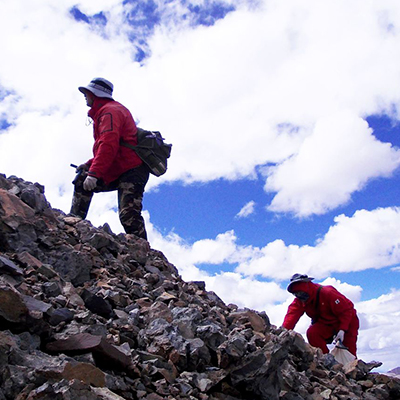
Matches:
[[306, 324, 325, 342], [119, 198, 143, 219], [306, 324, 317, 339]]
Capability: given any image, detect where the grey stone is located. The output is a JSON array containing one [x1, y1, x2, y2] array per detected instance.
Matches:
[[85, 232, 120, 256], [171, 307, 203, 339], [17, 332, 41, 353], [49, 308, 75, 326], [20, 184, 48, 213], [37, 263, 59, 278], [196, 322, 226, 350], [42, 281, 62, 297], [22, 294, 53, 314], [0, 255, 24, 275], [81, 289, 114, 319], [220, 333, 247, 359], [46, 333, 132, 369], [0, 280, 28, 323], [51, 248, 92, 286]]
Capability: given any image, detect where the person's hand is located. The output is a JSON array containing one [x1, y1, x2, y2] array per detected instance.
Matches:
[[83, 176, 97, 191], [76, 163, 89, 172], [334, 330, 345, 344]]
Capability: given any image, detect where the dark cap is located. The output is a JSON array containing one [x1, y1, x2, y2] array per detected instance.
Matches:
[[287, 273, 314, 293]]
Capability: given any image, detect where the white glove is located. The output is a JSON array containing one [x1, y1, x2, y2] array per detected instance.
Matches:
[[334, 329, 345, 344], [83, 176, 97, 191]]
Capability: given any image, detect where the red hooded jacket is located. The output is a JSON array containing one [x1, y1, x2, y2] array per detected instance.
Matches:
[[282, 282, 357, 332], [85, 98, 142, 184]]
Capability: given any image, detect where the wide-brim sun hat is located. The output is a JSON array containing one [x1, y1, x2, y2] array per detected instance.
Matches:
[[78, 77, 114, 99], [287, 273, 314, 293]]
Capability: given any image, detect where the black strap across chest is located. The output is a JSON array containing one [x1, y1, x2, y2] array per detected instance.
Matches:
[[311, 285, 323, 324]]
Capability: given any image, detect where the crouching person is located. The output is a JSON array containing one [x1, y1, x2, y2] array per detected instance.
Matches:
[[282, 274, 359, 356]]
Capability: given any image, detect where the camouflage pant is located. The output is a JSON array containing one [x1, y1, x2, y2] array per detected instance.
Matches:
[[70, 168, 148, 240]]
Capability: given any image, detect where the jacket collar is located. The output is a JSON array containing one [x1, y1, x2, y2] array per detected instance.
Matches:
[[88, 97, 113, 119]]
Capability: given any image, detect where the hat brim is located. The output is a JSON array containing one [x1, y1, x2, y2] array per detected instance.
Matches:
[[78, 86, 113, 99], [287, 277, 314, 293]]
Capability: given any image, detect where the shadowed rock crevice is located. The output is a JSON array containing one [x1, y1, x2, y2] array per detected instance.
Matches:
[[0, 173, 399, 400]]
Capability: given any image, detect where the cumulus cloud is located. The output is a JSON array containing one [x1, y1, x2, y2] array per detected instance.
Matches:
[[205, 272, 287, 310], [265, 112, 400, 216], [144, 205, 397, 301], [235, 207, 400, 280], [2, 0, 400, 217], [236, 200, 256, 218], [139, 0, 400, 213], [136, 206, 400, 294], [356, 289, 400, 371], [319, 277, 363, 303]]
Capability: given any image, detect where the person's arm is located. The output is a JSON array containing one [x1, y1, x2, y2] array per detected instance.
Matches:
[[282, 299, 305, 330], [88, 110, 123, 179]]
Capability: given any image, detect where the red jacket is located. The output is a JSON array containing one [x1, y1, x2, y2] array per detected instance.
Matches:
[[282, 282, 357, 332], [86, 98, 142, 184]]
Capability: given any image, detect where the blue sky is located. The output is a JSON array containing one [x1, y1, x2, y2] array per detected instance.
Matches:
[[1, 0, 400, 372]]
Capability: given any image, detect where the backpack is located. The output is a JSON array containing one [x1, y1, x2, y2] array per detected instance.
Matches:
[[120, 128, 172, 176]]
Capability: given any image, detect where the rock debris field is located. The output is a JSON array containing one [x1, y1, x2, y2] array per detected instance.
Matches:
[[0, 173, 399, 400]]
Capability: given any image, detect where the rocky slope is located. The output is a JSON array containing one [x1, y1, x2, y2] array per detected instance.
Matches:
[[0, 173, 399, 400]]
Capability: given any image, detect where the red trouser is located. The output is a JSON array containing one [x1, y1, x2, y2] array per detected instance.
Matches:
[[306, 315, 359, 356]]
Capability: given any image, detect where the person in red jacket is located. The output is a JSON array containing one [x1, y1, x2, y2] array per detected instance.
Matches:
[[70, 77, 149, 240], [282, 274, 359, 356]]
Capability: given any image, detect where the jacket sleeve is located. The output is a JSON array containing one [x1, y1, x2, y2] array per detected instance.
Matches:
[[282, 299, 305, 330], [326, 288, 356, 331], [88, 110, 123, 179]]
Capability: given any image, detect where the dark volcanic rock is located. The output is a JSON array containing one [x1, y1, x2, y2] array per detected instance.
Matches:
[[0, 173, 399, 400], [0, 280, 28, 323], [0, 254, 24, 276], [47, 333, 132, 369]]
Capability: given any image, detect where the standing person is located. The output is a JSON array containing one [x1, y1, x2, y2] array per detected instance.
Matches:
[[70, 77, 149, 240], [282, 273, 359, 356]]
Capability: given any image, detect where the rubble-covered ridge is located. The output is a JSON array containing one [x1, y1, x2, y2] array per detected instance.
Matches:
[[0, 173, 398, 400]]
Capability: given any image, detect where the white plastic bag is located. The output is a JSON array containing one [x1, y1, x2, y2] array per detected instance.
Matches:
[[330, 344, 356, 365]]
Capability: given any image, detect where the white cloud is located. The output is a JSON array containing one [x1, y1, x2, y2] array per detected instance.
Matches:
[[141, 0, 400, 214], [265, 112, 400, 216], [356, 289, 400, 371], [144, 206, 394, 307], [205, 272, 288, 310], [141, 213, 289, 312], [1, 0, 400, 216], [319, 277, 363, 303], [235, 207, 400, 280], [109, 206, 398, 326], [236, 200, 256, 218]]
